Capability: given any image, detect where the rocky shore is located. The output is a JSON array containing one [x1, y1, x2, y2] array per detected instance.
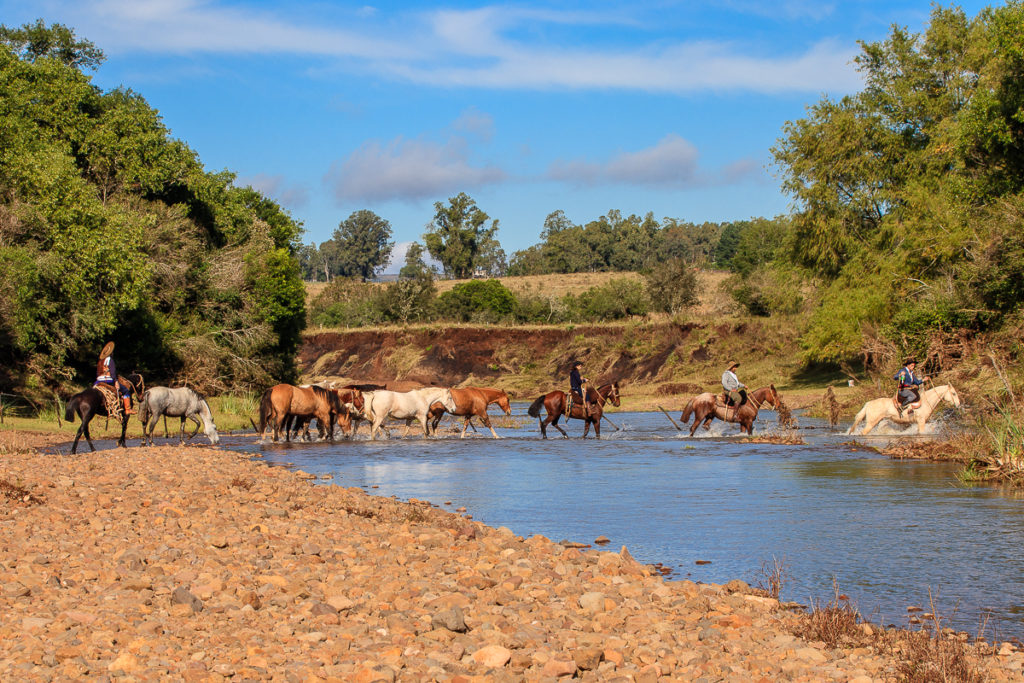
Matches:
[[1, 437, 1021, 681]]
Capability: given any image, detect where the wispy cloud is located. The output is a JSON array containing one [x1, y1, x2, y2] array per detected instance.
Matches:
[[36, 0, 861, 94], [548, 135, 764, 188], [238, 173, 310, 208], [324, 135, 506, 203]]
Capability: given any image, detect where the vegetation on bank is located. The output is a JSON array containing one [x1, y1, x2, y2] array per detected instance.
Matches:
[[0, 21, 305, 400]]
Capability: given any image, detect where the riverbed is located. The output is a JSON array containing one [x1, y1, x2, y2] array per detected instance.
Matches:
[[97, 406, 1024, 640]]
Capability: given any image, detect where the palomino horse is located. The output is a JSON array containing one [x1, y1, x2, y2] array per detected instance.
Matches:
[[527, 382, 621, 439], [427, 387, 513, 439], [680, 385, 781, 436], [847, 384, 961, 436], [364, 388, 457, 439], [65, 373, 145, 454], [257, 384, 344, 443], [139, 386, 219, 446]]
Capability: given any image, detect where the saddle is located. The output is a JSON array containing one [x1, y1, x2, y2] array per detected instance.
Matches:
[[95, 383, 123, 420]]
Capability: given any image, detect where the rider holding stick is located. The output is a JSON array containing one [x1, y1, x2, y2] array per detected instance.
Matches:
[[894, 357, 930, 416], [95, 341, 135, 415]]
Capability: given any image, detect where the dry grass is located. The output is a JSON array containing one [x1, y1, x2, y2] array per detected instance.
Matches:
[[744, 432, 805, 445], [755, 555, 787, 600], [795, 579, 871, 649], [0, 478, 43, 505]]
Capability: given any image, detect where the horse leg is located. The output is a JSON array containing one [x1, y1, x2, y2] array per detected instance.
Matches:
[[860, 414, 884, 436], [480, 414, 500, 439], [72, 413, 86, 454], [119, 416, 129, 448], [179, 417, 187, 444], [581, 419, 590, 439], [84, 418, 96, 452], [538, 417, 547, 439], [551, 415, 569, 439], [594, 416, 601, 439], [163, 415, 169, 438], [189, 415, 202, 440]]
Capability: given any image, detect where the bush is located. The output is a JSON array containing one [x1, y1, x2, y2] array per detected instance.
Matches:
[[308, 278, 384, 328], [375, 274, 437, 324], [437, 279, 516, 322], [645, 259, 701, 313], [563, 278, 650, 321], [729, 266, 806, 317]]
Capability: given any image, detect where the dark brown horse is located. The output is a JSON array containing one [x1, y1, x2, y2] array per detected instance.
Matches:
[[680, 385, 781, 436], [527, 382, 621, 439], [257, 384, 344, 443], [65, 373, 145, 454], [427, 386, 512, 438]]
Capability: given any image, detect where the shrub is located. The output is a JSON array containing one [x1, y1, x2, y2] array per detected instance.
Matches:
[[563, 278, 650, 321], [308, 278, 384, 328], [729, 266, 806, 317], [437, 279, 516, 322], [644, 258, 701, 313], [375, 274, 437, 324]]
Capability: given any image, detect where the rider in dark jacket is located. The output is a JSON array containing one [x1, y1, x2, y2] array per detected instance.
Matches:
[[569, 360, 589, 417], [95, 341, 135, 415], [895, 358, 929, 416]]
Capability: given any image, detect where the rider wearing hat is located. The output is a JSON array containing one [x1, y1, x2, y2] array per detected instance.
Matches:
[[569, 360, 590, 417], [722, 361, 747, 411], [95, 341, 135, 415], [894, 357, 929, 416]]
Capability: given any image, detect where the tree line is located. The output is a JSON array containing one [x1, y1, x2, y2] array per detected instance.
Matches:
[[0, 21, 306, 397]]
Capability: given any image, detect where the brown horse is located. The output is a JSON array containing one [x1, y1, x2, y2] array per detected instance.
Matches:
[[427, 387, 512, 438], [680, 385, 781, 436], [64, 373, 145, 454], [257, 384, 344, 443], [289, 387, 364, 440], [527, 382, 621, 439]]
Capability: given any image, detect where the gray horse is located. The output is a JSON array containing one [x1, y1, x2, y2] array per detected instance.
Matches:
[[139, 386, 220, 446]]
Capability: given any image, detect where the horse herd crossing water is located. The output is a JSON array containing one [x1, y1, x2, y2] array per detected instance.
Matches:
[[61, 374, 963, 453]]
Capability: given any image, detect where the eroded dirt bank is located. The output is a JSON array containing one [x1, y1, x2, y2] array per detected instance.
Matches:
[[2, 441, 1022, 681], [299, 321, 790, 401]]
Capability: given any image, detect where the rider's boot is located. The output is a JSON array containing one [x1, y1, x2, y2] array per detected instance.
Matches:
[[122, 396, 136, 415]]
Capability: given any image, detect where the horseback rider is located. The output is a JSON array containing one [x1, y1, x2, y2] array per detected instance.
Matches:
[[894, 357, 929, 416], [95, 341, 135, 415], [569, 360, 590, 417], [722, 361, 747, 416]]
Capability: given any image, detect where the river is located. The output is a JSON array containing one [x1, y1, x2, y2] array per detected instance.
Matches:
[[214, 406, 1024, 641]]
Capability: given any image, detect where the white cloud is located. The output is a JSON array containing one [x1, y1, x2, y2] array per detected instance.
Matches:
[[548, 135, 700, 187], [35, 0, 861, 94], [238, 173, 310, 208], [325, 136, 506, 203], [452, 107, 494, 142]]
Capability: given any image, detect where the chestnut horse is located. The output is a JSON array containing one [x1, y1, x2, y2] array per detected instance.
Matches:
[[288, 387, 364, 440], [257, 384, 344, 443], [680, 385, 781, 436], [427, 387, 512, 438], [65, 373, 145, 454], [527, 382, 621, 439]]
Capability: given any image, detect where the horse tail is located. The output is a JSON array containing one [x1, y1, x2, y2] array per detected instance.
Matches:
[[138, 390, 151, 425], [527, 395, 546, 418], [64, 396, 78, 423], [846, 406, 867, 435], [258, 388, 274, 434], [681, 399, 694, 423]]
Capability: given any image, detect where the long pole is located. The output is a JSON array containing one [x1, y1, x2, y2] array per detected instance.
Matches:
[[601, 413, 621, 431], [658, 405, 682, 431]]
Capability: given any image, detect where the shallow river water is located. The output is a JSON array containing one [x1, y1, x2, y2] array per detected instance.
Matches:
[[193, 407, 1023, 640]]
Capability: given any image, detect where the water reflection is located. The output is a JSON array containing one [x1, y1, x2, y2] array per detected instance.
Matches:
[[214, 408, 1024, 640]]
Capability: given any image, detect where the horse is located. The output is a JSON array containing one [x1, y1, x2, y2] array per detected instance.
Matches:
[[680, 385, 781, 436], [427, 387, 513, 439], [257, 384, 344, 443], [287, 386, 363, 440], [527, 382, 621, 439], [64, 373, 145, 454], [846, 384, 962, 436], [363, 388, 457, 439], [138, 386, 219, 446]]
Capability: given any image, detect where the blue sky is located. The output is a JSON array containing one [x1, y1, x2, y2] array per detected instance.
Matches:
[[2, 1, 995, 267]]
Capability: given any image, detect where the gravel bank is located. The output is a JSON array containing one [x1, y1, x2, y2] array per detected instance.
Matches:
[[1, 440, 1020, 681]]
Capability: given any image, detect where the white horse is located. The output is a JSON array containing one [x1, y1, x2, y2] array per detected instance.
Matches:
[[846, 384, 961, 436], [363, 388, 457, 439], [139, 386, 220, 445]]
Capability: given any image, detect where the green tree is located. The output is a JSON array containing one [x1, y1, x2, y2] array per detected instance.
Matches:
[[399, 241, 432, 280], [423, 193, 498, 278], [333, 209, 393, 281], [0, 20, 104, 70]]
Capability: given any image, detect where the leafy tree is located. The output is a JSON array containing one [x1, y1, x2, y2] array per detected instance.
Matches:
[[645, 259, 701, 313], [0, 20, 104, 70], [423, 193, 499, 278], [437, 279, 516, 322], [333, 209, 393, 281], [399, 241, 432, 280]]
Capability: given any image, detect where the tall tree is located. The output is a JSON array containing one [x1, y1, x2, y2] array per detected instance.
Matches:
[[0, 20, 104, 70], [423, 193, 499, 278], [399, 241, 432, 280], [333, 209, 394, 281]]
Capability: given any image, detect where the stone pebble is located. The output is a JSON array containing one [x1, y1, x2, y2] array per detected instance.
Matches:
[[0, 442, 1020, 681]]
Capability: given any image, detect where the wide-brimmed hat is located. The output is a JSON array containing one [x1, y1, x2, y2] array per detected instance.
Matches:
[[571, 360, 583, 367], [727, 361, 740, 370], [100, 341, 115, 358], [905, 357, 917, 366]]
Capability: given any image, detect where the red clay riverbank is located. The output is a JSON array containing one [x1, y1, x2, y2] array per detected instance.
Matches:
[[1, 437, 1022, 681]]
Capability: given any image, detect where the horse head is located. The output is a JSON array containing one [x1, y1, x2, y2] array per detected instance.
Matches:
[[943, 385, 962, 409], [768, 384, 781, 409], [125, 373, 145, 397], [605, 382, 621, 407], [442, 389, 458, 413], [496, 392, 512, 416]]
